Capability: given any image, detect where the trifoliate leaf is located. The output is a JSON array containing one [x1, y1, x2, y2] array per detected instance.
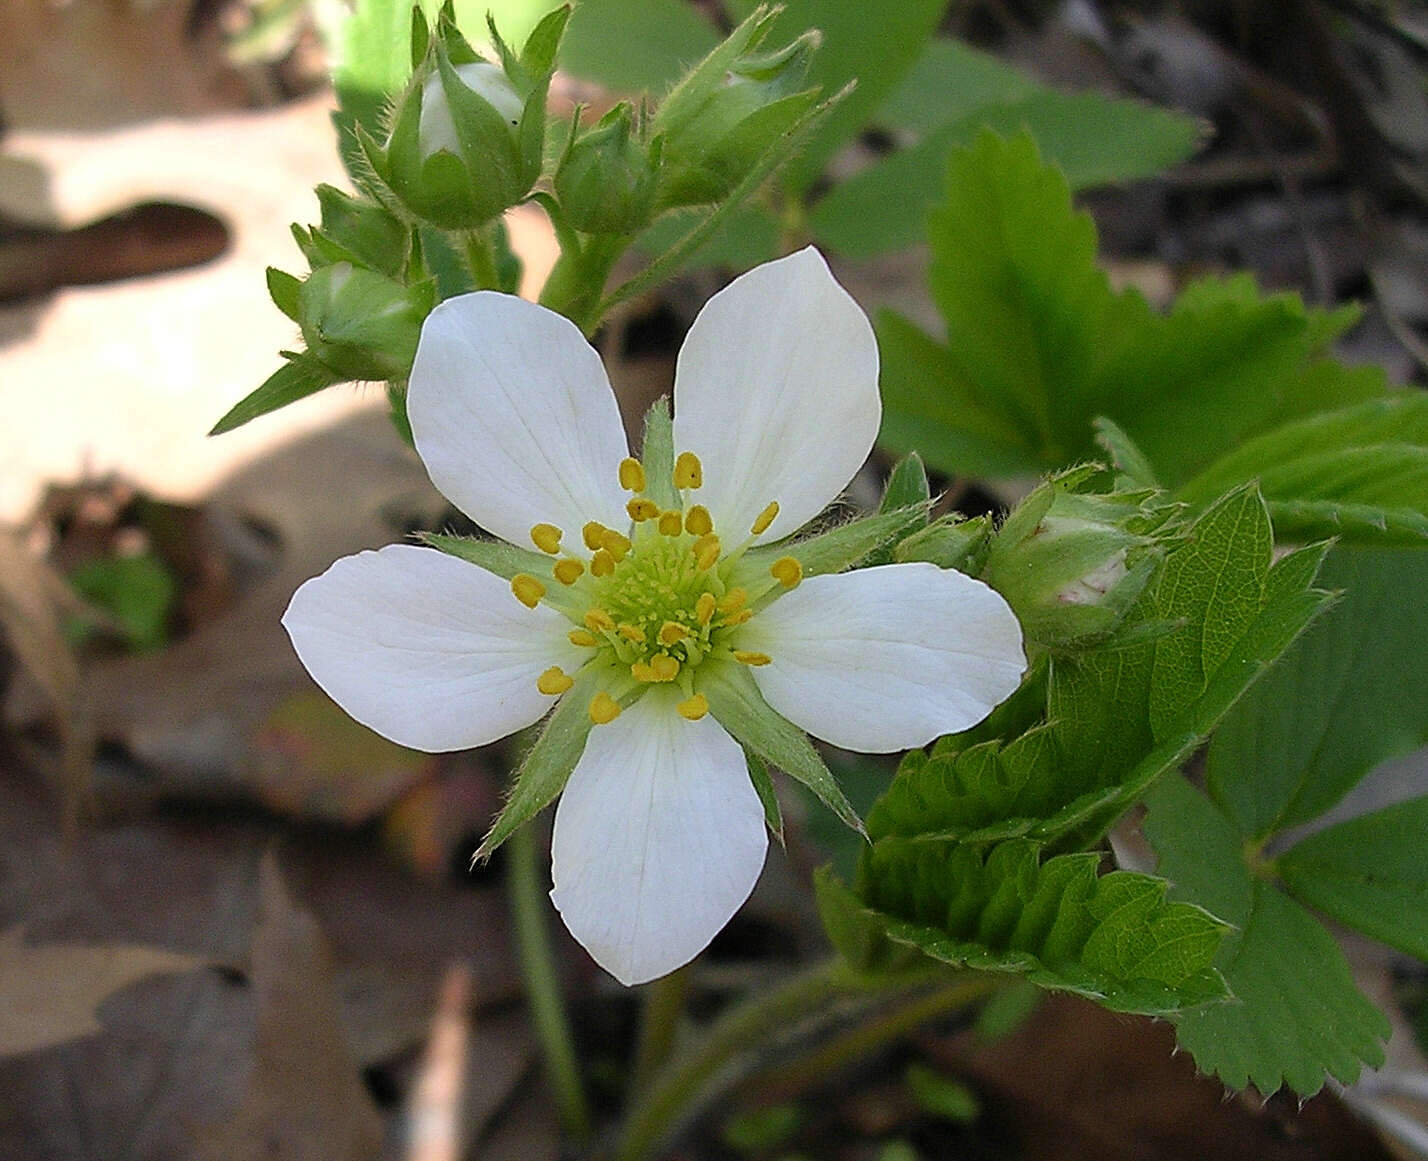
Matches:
[[1145, 775, 1389, 1094], [851, 837, 1228, 1014], [1278, 795, 1428, 961]]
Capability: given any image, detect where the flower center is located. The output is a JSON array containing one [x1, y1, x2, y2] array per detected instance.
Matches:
[[509, 451, 803, 724]]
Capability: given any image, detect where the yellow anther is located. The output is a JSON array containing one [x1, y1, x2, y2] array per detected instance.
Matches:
[[725, 609, 753, 626], [511, 574, 545, 609], [751, 500, 779, 536], [537, 666, 574, 695], [617, 622, 646, 643], [618, 457, 646, 492], [630, 661, 657, 683], [684, 505, 713, 537], [695, 592, 716, 625], [650, 653, 680, 682], [693, 534, 721, 571], [601, 529, 632, 560], [585, 608, 615, 633], [717, 588, 747, 614], [658, 510, 683, 537], [658, 621, 689, 646], [590, 549, 616, 577], [553, 558, 585, 585], [734, 650, 771, 666], [770, 556, 803, 588], [568, 628, 600, 647], [582, 521, 609, 551], [677, 692, 709, 721], [627, 498, 660, 522], [530, 523, 563, 554], [674, 451, 703, 490], [589, 691, 622, 724]]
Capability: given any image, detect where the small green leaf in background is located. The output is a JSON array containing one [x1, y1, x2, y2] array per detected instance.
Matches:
[[1145, 775, 1390, 1095], [876, 37, 1038, 134], [904, 1063, 978, 1123], [557, 0, 719, 94], [68, 554, 177, 653]]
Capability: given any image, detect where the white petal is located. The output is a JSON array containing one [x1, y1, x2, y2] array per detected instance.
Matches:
[[408, 293, 630, 549], [671, 248, 880, 542], [550, 689, 768, 986], [740, 563, 1026, 753], [282, 544, 579, 752]]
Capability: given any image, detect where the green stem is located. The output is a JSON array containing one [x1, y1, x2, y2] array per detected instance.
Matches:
[[740, 974, 1001, 1098], [631, 964, 692, 1096], [506, 825, 591, 1140], [539, 233, 628, 334], [615, 960, 855, 1161], [463, 228, 502, 290]]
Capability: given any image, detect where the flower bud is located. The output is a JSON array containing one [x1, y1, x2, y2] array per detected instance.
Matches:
[[554, 104, 659, 236], [295, 185, 408, 279], [298, 263, 431, 382], [417, 60, 524, 156], [652, 11, 820, 208], [983, 473, 1166, 649]]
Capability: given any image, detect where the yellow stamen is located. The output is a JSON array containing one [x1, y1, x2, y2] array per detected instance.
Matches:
[[589, 691, 622, 724], [674, 451, 703, 490], [590, 549, 615, 577], [585, 608, 615, 632], [630, 661, 656, 683], [684, 505, 713, 537], [627, 498, 659, 522], [618, 622, 646, 643], [658, 510, 683, 537], [553, 558, 585, 585], [725, 608, 754, 626], [695, 592, 716, 625], [693, 534, 721, 571], [734, 650, 771, 666], [770, 556, 803, 588], [511, 574, 545, 609], [568, 628, 600, 647], [717, 588, 747, 614], [537, 666, 574, 695], [530, 523, 562, 554], [658, 621, 689, 646], [650, 653, 680, 682], [751, 501, 779, 536], [677, 692, 709, 721], [618, 457, 646, 492], [601, 529, 632, 560], [582, 521, 609, 551]]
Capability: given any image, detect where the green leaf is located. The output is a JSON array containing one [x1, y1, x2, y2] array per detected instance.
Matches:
[[635, 203, 780, 273], [701, 661, 864, 836], [854, 837, 1228, 1014], [1145, 775, 1389, 1094], [209, 356, 345, 435], [1178, 394, 1428, 545], [67, 554, 176, 652], [1207, 547, 1428, 840], [1278, 795, 1428, 960], [418, 532, 552, 581], [876, 309, 1039, 479], [875, 37, 1037, 135], [558, 0, 718, 93], [333, 0, 417, 172], [474, 670, 598, 860], [810, 90, 1201, 258]]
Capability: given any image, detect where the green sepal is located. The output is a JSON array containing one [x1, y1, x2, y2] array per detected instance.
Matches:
[[473, 669, 601, 861], [1093, 416, 1160, 489], [701, 660, 865, 837], [419, 532, 552, 582], [309, 183, 409, 278], [639, 396, 678, 509], [879, 452, 931, 513], [209, 354, 344, 436], [519, 4, 572, 82], [744, 747, 784, 847], [738, 504, 931, 587], [893, 514, 993, 573], [266, 266, 302, 322]]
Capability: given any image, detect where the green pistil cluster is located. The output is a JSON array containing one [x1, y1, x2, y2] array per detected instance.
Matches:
[[509, 451, 803, 724]]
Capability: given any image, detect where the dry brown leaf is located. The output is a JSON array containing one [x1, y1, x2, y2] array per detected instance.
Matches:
[[0, 527, 92, 817], [0, 925, 203, 1057], [197, 850, 384, 1161]]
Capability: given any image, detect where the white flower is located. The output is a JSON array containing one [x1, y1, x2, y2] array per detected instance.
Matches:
[[282, 248, 1026, 986]]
